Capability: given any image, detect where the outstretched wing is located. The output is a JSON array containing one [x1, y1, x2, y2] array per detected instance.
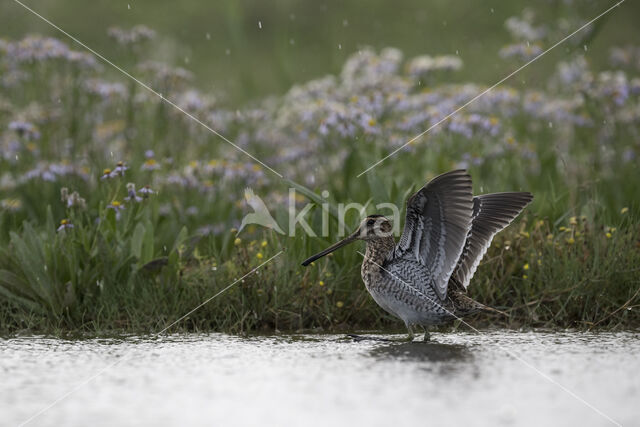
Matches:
[[451, 192, 533, 289], [392, 170, 474, 300]]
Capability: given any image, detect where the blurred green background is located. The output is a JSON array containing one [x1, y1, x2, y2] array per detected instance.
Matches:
[[2, 0, 638, 105]]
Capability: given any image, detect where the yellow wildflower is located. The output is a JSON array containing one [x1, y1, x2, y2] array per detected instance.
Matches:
[[319, 280, 325, 287], [566, 237, 575, 245], [234, 238, 242, 246], [621, 207, 629, 215], [336, 301, 344, 308], [520, 231, 530, 238], [605, 232, 612, 239], [256, 252, 263, 259], [261, 240, 268, 247], [523, 263, 529, 271], [523, 275, 528, 279], [569, 216, 577, 225]]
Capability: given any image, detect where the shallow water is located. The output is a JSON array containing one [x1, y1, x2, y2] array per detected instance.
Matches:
[[1, 332, 638, 427]]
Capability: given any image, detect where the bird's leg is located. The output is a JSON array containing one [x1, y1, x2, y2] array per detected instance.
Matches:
[[406, 324, 415, 341]]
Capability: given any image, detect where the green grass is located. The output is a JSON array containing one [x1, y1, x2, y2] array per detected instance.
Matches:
[[1, 3, 640, 335], [1, 213, 638, 335]]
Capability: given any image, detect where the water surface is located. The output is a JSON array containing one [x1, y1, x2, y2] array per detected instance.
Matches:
[[1, 332, 638, 426]]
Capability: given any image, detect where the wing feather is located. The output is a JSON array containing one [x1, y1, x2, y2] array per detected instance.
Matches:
[[451, 192, 533, 289], [393, 170, 474, 300]]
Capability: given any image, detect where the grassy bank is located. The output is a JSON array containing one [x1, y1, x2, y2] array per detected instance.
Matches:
[[2, 215, 639, 335], [1, 7, 640, 334]]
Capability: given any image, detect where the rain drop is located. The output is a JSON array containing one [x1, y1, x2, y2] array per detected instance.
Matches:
[[455, 50, 459, 55], [289, 38, 295, 45], [343, 19, 349, 27], [258, 20, 262, 29], [127, 4, 130, 9], [206, 33, 211, 40], [338, 43, 342, 50], [225, 48, 231, 55], [583, 44, 588, 51], [490, 8, 494, 13], [548, 121, 553, 128]]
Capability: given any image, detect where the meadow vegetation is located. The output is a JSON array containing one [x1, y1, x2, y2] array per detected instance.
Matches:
[[0, 8, 639, 334]]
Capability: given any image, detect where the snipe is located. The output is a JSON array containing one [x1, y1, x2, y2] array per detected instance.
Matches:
[[302, 170, 533, 341]]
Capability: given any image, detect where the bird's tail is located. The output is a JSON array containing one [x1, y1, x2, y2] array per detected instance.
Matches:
[[480, 303, 508, 317], [451, 291, 508, 317]]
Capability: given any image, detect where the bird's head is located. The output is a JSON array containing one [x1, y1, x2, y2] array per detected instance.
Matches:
[[301, 215, 393, 266], [354, 215, 394, 241]]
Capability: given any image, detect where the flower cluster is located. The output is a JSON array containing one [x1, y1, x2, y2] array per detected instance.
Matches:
[[0, 13, 637, 245]]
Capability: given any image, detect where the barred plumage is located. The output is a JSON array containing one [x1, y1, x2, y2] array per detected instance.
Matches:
[[302, 170, 533, 340]]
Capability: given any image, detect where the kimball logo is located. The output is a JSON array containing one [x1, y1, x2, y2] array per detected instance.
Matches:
[[238, 188, 285, 234], [238, 188, 401, 237]]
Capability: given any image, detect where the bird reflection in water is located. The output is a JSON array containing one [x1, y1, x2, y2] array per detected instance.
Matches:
[[368, 339, 473, 367]]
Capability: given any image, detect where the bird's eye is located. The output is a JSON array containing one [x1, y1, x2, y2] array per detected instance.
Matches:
[[366, 219, 375, 226]]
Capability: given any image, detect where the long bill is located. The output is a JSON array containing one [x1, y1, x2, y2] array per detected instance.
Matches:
[[301, 233, 358, 266]]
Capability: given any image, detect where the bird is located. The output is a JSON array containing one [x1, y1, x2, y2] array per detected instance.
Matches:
[[301, 170, 533, 341]]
